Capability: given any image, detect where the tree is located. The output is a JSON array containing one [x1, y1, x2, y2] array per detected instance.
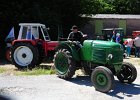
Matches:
[[0, 0, 82, 39], [80, 0, 115, 14], [113, 0, 140, 14]]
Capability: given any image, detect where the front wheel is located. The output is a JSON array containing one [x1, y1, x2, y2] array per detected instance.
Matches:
[[117, 62, 137, 84], [91, 66, 114, 93]]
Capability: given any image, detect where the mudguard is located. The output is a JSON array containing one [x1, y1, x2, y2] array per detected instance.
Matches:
[[55, 41, 80, 61]]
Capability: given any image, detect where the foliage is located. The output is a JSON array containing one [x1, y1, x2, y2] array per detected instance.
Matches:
[[80, 0, 115, 14], [0, 0, 82, 34], [16, 68, 55, 76], [0, 0, 84, 57], [0, 0, 140, 57], [0, 68, 7, 73], [0, 0, 140, 35], [0, 65, 55, 75], [80, 0, 140, 14], [113, 0, 140, 14]]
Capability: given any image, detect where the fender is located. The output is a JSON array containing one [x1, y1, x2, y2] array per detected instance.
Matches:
[[12, 39, 38, 46], [55, 41, 80, 61]]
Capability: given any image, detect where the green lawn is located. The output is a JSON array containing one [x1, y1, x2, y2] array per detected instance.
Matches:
[[16, 68, 55, 76], [0, 67, 7, 73], [0, 64, 56, 76]]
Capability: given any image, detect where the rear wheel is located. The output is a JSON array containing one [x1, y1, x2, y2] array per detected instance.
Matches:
[[5, 47, 12, 62], [91, 66, 114, 93], [54, 49, 76, 79], [11, 43, 39, 70], [117, 62, 137, 83]]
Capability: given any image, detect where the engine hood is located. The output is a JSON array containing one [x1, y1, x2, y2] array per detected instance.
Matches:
[[92, 40, 122, 49], [81, 40, 123, 63]]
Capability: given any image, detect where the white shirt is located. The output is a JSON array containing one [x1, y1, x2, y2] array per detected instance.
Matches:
[[134, 36, 140, 47]]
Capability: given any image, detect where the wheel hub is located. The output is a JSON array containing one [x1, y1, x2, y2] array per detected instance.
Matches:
[[120, 65, 132, 80], [22, 53, 27, 58], [96, 73, 107, 86]]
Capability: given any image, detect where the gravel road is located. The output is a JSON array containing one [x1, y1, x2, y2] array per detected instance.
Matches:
[[0, 65, 139, 100]]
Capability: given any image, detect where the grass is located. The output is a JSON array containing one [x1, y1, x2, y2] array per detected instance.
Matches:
[[0, 68, 7, 73], [0, 63, 56, 76], [0, 57, 139, 76]]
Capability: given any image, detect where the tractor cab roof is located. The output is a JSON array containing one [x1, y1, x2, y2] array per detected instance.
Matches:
[[18, 23, 50, 41], [19, 23, 45, 27]]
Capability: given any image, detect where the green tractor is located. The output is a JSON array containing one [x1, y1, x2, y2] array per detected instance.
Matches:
[[54, 40, 137, 93]]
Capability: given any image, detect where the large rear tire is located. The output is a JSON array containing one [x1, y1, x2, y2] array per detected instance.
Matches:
[[54, 49, 76, 79], [5, 47, 12, 62], [11, 43, 39, 70], [91, 66, 114, 93], [117, 62, 137, 84]]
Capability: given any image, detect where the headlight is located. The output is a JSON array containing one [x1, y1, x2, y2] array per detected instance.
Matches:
[[108, 54, 113, 59]]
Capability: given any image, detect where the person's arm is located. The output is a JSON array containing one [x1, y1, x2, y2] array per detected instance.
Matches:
[[134, 39, 136, 45], [119, 37, 121, 42], [67, 32, 73, 41], [78, 31, 84, 37], [80, 31, 84, 35]]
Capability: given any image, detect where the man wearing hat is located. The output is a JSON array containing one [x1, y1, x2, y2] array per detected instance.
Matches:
[[67, 25, 84, 44]]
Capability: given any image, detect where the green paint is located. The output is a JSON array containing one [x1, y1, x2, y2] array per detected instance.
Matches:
[[80, 40, 93, 61], [56, 42, 80, 61], [96, 73, 107, 86], [95, 20, 103, 35], [56, 40, 123, 75], [81, 40, 123, 65], [119, 20, 126, 35], [114, 64, 122, 75], [55, 53, 69, 75]]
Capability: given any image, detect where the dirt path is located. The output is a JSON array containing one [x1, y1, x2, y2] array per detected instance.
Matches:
[[0, 68, 139, 100], [124, 58, 140, 66], [0, 58, 139, 100]]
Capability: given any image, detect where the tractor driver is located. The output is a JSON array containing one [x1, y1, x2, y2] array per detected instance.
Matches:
[[67, 25, 84, 45]]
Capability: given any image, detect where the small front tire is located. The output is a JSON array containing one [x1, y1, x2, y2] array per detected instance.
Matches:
[[117, 62, 137, 84], [91, 66, 114, 93]]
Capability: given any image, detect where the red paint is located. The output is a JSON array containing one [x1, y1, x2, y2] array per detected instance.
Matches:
[[12, 39, 37, 46], [12, 39, 59, 56], [42, 41, 59, 56], [5, 48, 11, 62]]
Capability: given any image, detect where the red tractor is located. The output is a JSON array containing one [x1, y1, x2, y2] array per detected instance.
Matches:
[[11, 23, 58, 69]]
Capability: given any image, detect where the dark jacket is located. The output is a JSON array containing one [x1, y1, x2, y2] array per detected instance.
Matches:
[[67, 31, 83, 43]]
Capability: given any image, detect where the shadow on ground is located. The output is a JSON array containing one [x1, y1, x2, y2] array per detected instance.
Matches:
[[0, 60, 11, 65], [0, 95, 12, 100], [69, 76, 92, 86], [69, 76, 140, 99], [108, 81, 140, 99]]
